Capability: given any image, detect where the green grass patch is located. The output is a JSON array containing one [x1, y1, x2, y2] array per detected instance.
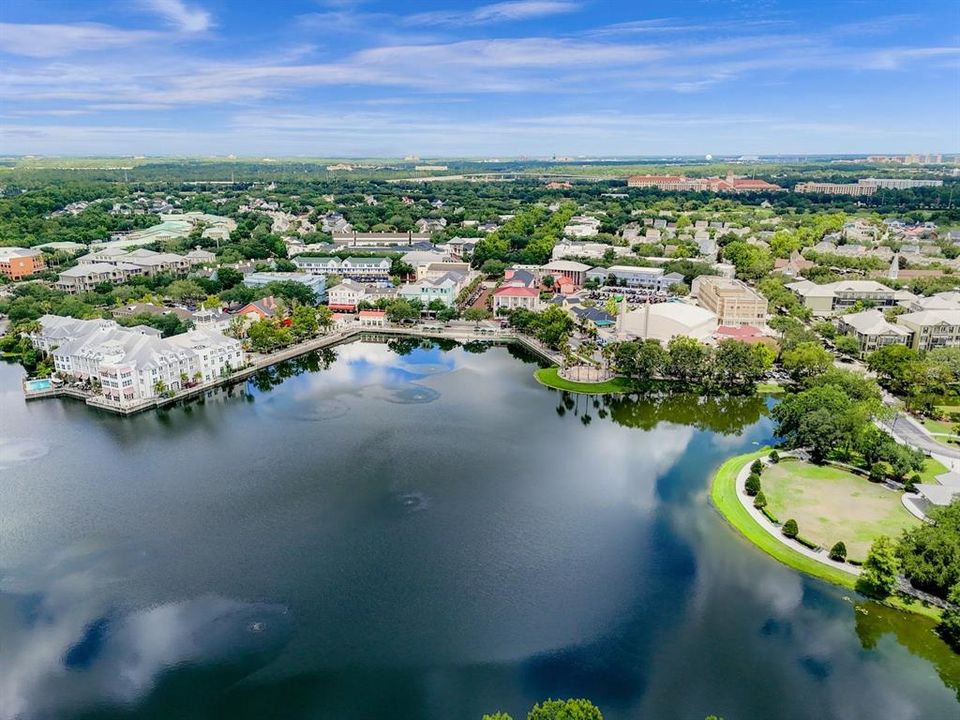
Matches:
[[534, 367, 635, 395], [919, 457, 950, 484], [762, 461, 920, 559], [921, 418, 958, 437]]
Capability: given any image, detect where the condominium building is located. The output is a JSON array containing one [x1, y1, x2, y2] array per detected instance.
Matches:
[[837, 309, 912, 356], [860, 178, 943, 189], [896, 309, 960, 351], [242, 272, 327, 301], [0, 247, 46, 280], [585, 265, 684, 292], [292, 255, 392, 282], [56, 247, 209, 293], [397, 270, 469, 307], [331, 231, 432, 247], [692, 276, 769, 327], [785, 279, 897, 316], [31, 315, 245, 404]]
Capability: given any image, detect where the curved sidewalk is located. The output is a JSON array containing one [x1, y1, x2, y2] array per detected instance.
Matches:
[[734, 455, 861, 578]]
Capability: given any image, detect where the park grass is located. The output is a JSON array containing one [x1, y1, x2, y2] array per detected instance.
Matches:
[[710, 450, 941, 621], [533, 367, 635, 395], [921, 417, 958, 437], [920, 456, 950, 483], [761, 460, 920, 560]]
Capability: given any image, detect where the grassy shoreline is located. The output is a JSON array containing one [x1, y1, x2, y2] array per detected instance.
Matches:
[[709, 449, 942, 621]]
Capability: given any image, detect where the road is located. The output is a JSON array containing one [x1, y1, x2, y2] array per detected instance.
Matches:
[[882, 413, 960, 460]]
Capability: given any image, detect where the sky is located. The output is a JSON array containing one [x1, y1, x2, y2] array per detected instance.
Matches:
[[0, 0, 958, 157]]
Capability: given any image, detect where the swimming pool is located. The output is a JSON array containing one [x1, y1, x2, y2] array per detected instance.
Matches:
[[24, 378, 52, 392]]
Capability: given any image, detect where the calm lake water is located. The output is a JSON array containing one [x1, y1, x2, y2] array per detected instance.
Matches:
[[1, 338, 958, 720]]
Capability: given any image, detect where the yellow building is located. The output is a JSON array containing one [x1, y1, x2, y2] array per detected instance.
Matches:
[[692, 276, 768, 327]]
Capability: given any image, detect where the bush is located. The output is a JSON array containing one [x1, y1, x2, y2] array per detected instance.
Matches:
[[768, 450, 780, 464], [937, 584, 960, 652], [745, 473, 761, 496], [868, 462, 891, 483], [796, 536, 819, 550], [761, 507, 779, 523], [829, 541, 848, 562], [750, 459, 764, 476], [782, 518, 799, 539], [753, 491, 767, 509]]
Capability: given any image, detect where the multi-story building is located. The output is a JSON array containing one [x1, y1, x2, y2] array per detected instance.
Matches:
[[0, 247, 46, 280], [56, 262, 146, 293], [859, 178, 943, 189], [31, 315, 245, 404], [627, 172, 783, 193], [837, 309, 912, 356], [397, 270, 468, 307], [55, 248, 210, 292], [585, 265, 684, 292], [493, 286, 542, 313], [292, 255, 392, 282], [785, 279, 897, 316], [539, 260, 591, 287], [331, 231, 431, 247], [794, 182, 877, 196], [897, 310, 960, 351], [692, 276, 769, 327], [327, 279, 369, 311]]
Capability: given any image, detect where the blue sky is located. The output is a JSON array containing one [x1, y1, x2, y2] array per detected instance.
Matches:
[[1, 0, 958, 157]]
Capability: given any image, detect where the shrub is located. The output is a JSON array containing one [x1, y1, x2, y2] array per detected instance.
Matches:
[[768, 450, 780, 464], [782, 519, 799, 539], [753, 491, 767, 509], [744, 473, 761, 496], [829, 541, 848, 562], [868, 462, 891, 483], [937, 584, 960, 652], [750, 459, 764, 476], [761, 507, 779, 523], [796, 536, 819, 550]]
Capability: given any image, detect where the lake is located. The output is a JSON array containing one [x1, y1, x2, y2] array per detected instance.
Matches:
[[1, 338, 957, 720]]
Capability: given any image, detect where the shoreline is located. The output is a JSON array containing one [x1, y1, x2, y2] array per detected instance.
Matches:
[[709, 449, 942, 621]]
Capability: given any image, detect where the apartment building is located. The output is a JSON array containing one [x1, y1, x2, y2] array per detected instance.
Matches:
[[242, 272, 327, 301], [692, 276, 769, 327], [585, 265, 684, 292], [785, 279, 897, 316], [837, 309, 912, 356], [31, 315, 245, 404], [0, 247, 46, 280], [292, 255, 392, 282], [795, 182, 877, 196], [897, 309, 960, 351]]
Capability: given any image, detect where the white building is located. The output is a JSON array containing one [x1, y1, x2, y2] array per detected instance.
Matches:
[[31, 315, 245, 404], [622, 303, 719, 343]]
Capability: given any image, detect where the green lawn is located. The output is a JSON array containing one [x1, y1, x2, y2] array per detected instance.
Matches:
[[761, 460, 920, 560], [921, 417, 958, 437], [756, 382, 786, 393], [710, 451, 941, 620], [533, 367, 635, 395], [919, 456, 950, 484]]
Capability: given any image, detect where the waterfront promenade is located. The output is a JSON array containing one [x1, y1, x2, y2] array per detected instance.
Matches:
[[22, 324, 562, 416]]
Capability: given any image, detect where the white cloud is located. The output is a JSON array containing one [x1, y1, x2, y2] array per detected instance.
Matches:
[[405, 1, 580, 26], [0, 23, 160, 58], [142, 0, 212, 33]]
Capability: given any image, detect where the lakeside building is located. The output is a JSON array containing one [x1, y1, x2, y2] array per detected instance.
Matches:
[[292, 256, 392, 282], [785, 279, 898, 316], [621, 302, 719, 343], [31, 315, 244, 404], [242, 272, 327, 301], [493, 284, 542, 313], [398, 269, 470, 307], [692, 276, 769, 327], [0, 247, 46, 280], [794, 182, 876, 196], [837, 309, 913, 356], [331, 231, 432, 247], [326, 280, 398, 311], [896, 309, 960, 351], [585, 265, 684, 292]]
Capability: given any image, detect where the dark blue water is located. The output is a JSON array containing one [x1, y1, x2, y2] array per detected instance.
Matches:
[[0, 339, 957, 720]]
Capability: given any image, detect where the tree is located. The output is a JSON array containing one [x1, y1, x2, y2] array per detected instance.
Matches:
[[750, 459, 764, 475], [769, 450, 780, 463], [290, 304, 319, 340], [385, 299, 419, 324], [316, 305, 334, 332], [463, 307, 491, 322], [542, 274, 555, 289], [829, 541, 847, 562], [483, 714, 513, 720], [833, 334, 861, 357], [712, 339, 766, 387], [165, 279, 206, 303], [897, 500, 960, 599], [781, 341, 832, 383], [527, 699, 603, 720], [861, 535, 899, 597], [754, 491, 767, 509], [666, 336, 710, 385], [865, 344, 919, 395], [937, 583, 960, 652], [745, 473, 761, 496], [782, 519, 799, 539], [216, 267, 243, 289]]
